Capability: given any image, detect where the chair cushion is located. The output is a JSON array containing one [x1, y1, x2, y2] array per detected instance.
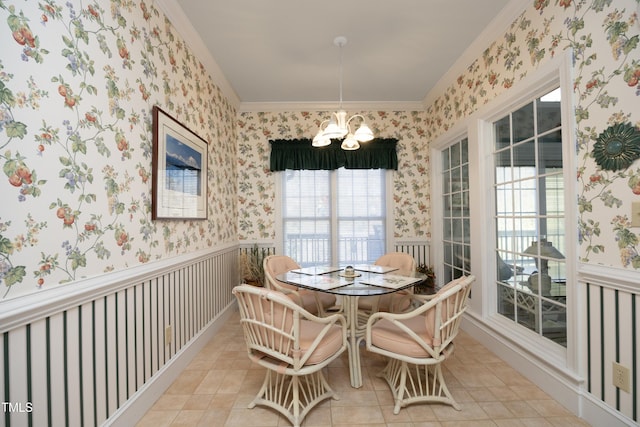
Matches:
[[370, 276, 470, 357], [359, 293, 410, 312], [295, 289, 335, 314], [370, 315, 432, 358], [375, 252, 416, 272], [299, 321, 343, 365]]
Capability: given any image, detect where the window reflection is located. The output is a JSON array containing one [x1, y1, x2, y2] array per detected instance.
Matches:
[[493, 86, 566, 347]]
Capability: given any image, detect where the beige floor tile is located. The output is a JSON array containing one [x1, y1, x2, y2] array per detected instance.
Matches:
[[479, 401, 516, 419], [527, 399, 572, 417], [138, 314, 591, 427], [195, 408, 231, 426], [151, 394, 190, 411], [135, 410, 178, 427], [331, 405, 386, 424], [171, 409, 204, 426], [165, 370, 207, 395], [183, 394, 213, 410]]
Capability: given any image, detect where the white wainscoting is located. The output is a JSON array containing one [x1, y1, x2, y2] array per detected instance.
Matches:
[[394, 239, 431, 267], [0, 243, 239, 427], [463, 263, 639, 427], [578, 263, 639, 426]]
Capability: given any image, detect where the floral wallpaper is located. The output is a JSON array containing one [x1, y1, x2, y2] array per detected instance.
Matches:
[[423, 0, 639, 270], [2, 0, 639, 303], [236, 1, 640, 272], [0, 0, 237, 300], [236, 110, 431, 241]]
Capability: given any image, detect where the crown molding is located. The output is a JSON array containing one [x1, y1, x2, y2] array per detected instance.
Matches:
[[422, 0, 530, 108], [238, 100, 426, 113], [155, 0, 241, 111]]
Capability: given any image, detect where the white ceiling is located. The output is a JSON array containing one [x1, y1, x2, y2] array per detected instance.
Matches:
[[174, 0, 512, 107]]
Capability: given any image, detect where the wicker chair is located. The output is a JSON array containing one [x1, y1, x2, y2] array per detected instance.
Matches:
[[233, 284, 347, 426], [365, 275, 475, 414], [357, 252, 417, 325], [263, 255, 337, 316]]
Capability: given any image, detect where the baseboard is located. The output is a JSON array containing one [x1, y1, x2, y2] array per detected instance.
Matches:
[[104, 302, 237, 426], [461, 315, 636, 427]]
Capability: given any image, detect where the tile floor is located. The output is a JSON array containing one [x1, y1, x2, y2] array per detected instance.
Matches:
[[137, 311, 591, 426]]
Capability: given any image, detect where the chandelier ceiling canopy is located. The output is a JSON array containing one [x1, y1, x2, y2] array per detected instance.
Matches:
[[312, 36, 375, 151]]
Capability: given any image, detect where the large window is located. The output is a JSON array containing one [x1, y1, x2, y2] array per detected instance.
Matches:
[[442, 137, 471, 283], [282, 169, 386, 266], [493, 87, 567, 347]]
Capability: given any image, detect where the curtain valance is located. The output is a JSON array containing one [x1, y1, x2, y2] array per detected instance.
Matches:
[[269, 138, 398, 171]]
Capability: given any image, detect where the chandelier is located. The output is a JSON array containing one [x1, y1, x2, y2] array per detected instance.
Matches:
[[312, 36, 374, 150]]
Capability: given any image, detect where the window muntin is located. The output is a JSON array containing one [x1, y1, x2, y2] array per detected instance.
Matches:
[[493, 87, 567, 347]]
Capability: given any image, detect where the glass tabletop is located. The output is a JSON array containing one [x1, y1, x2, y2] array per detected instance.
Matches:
[[276, 267, 426, 297]]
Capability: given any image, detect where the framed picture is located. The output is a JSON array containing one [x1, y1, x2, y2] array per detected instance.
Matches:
[[152, 106, 208, 220]]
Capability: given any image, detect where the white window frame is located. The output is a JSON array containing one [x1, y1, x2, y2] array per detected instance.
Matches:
[[274, 169, 394, 266], [430, 50, 577, 371]]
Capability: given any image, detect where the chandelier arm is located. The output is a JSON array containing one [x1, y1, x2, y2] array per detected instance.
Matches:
[[318, 119, 330, 130], [346, 114, 365, 125]]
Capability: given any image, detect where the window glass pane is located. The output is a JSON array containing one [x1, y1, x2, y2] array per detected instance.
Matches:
[[514, 217, 537, 255], [463, 218, 470, 244], [541, 300, 566, 346], [495, 116, 511, 150], [537, 88, 561, 134], [444, 218, 452, 240], [451, 142, 461, 167], [462, 190, 470, 217], [512, 102, 534, 142], [443, 194, 452, 217], [443, 170, 451, 194], [495, 182, 513, 216], [442, 146, 450, 171], [494, 163, 511, 184], [539, 131, 563, 173], [461, 164, 469, 190], [513, 178, 537, 216], [496, 217, 511, 252], [513, 140, 536, 172], [461, 138, 469, 164], [539, 176, 564, 217]]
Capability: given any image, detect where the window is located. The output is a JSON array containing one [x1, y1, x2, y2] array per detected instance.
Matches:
[[441, 137, 471, 283], [282, 169, 386, 266], [493, 87, 567, 347]]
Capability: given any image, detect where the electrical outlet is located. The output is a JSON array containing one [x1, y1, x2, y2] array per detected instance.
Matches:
[[165, 325, 172, 345], [612, 362, 631, 393]]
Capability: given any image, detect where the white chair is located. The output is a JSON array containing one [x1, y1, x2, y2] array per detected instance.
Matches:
[[263, 255, 337, 316], [365, 275, 475, 414], [358, 252, 417, 323], [233, 284, 347, 427]]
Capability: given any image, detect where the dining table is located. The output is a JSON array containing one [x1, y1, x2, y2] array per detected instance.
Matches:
[[276, 264, 426, 388]]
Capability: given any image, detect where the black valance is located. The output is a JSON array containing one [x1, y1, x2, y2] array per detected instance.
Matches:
[[269, 138, 398, 171]]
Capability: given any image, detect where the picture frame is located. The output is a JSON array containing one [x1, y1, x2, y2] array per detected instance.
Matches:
[[152, 106, 208, 220]]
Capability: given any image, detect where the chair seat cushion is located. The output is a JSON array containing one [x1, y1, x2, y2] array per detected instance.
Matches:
[[359, 293, 410, 312], [300, 321, 343, 365], [298, 290, 336, 315], [370, 315, 433, 358]]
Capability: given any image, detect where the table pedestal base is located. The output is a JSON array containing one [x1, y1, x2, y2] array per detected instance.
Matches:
[[344, 295, 365, 388]]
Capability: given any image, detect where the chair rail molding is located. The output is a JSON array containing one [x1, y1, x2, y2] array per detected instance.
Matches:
[[0, 241, 238, 332]]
